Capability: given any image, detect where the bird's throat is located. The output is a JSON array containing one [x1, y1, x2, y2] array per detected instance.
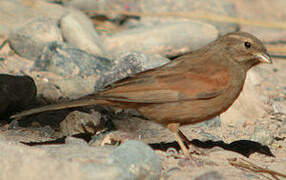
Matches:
[[241, 58, 260, 70]]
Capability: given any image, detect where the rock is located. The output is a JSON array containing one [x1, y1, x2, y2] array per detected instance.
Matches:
[[96, 52, 170, 88], [66, 0, 237, 35], [52, 76, 100, 99], [64, 0, 131, 13], [0, 134, 162, 180], [233, 1, 286, 41], [0, 74, 36, 118], [60, 110, 102, 136], [197, 131, 220, 142], [194, 171, 224, 180], [220, 68, 268, 126], [121, 53, 170, 72], [32, 41, 113, 97], [103, 21, 218, 58], [60, 8, 106, 56], [110, 140, 161, 180], [2, 0, 107, 59], [195, 116, 221, 128], [133, 0, 238, 35], [250, 126, 275, 146], [0, 137, 85, 180], [34, 82, 64, 102], [239, 27, 286, 42], [3, 126, 57, 143], [34, 51, 168, 99], [8, 17, 63, 61], [0, 55, 34, 75], [0, 0, 68, 35], [34, 42, 112, 77], [65, 136, 88, 145]]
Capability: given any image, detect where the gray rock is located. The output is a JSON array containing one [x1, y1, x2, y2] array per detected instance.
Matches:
[[96, 52, 170, 88], [34, 42, 112, 78], [110, 140, 161, 180], [0, 0, 67, 35], [194, 116, 221, 128], [52, 76, 100, 98], [128, 17, 237, 36], [80, 164, 125, 180], [103, 21, 218, 58], [236, 1, 286, 41], [0, 139, 86, 180], [250, 127, 275, 145], [220, 69, 268, 127], [240, 26, 286, 42], [64, 0, 120, 13], [0, 74, 36, 118], [31, 42, 112, 98], [66, 0, 237, 35], [38, 143, 130, 180], [198, 131, 220, 142], [35, 82, 64, 102], [29, 43, 112, 99], [34, 51, 168, 100], [65, 136, 88, 145], [60, 8, 106, 56], [60, 111, 102, 136], [8, 17, 63, 61], [194, 171, 224, 180]]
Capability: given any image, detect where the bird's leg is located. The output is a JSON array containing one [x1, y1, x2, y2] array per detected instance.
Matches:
[[178, 129, 204, 155], [179, 128, 211, 156], [167, 123, 189, 157], [178, 129, 191, 144]]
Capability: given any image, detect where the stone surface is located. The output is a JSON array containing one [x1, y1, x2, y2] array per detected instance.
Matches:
[[8, 17, 63, 61], [60, 110, 102, 136], [37, 51, 169, 98], [0, 74, 36, 118], [32, 42, 112, 98], [96, 52, 170, 88], [66, 0, 238, 35], [60, 8, 106, 56], [233, 1, 286, 41], [194, 171, 223, 180], [250, 126, 275, 146], [103, 21, 218, 58], [52, 76, 101, 98], [1, 1, 286, 179], [0, 136, 162, 180], [110, 140, 161, 180], [220, 67, 268, 126], [34, 42, 112, 77], [194, 116, 221, 128], [0, 137, 85, 180], [0, 0, 68, 35]]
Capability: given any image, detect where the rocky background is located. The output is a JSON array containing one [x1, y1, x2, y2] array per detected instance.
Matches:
[[0, 0, 286, 179]]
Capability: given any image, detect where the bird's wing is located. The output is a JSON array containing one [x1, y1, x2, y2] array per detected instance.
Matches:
[[97, 56, 230, 103]]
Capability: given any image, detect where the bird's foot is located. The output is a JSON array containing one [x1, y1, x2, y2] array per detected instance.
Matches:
[[166, 147, 206, 167]]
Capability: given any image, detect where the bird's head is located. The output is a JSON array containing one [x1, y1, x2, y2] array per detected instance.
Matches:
[[218, 32, 272, 69]]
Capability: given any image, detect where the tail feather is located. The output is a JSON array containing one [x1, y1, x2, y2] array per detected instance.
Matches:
[[10, 98, 107, 120]]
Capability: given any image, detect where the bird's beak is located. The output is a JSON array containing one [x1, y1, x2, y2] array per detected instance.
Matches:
[[255, 52, 272, 64]]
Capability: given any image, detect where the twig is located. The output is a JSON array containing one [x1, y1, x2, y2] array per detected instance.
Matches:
[[228, 157, 286, 180], [0, 39, 8, 51]]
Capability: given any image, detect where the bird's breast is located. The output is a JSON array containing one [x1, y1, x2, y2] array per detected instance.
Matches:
[[137, 68, 247, 126]]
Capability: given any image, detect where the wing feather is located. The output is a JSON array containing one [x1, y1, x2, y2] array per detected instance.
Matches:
[[98, 56, 230, 104]]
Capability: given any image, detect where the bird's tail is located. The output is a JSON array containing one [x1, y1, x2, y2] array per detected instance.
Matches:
[[10, 97, 110, 120]]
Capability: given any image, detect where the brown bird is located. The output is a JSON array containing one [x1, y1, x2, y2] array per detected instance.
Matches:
[[11, 32, 272, 156]]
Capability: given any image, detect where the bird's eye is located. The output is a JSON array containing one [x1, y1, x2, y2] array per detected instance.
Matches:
[[244, 41, 251, 49]]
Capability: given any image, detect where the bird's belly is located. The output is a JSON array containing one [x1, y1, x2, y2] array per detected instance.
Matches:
[[137, 89, 241, 126]]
